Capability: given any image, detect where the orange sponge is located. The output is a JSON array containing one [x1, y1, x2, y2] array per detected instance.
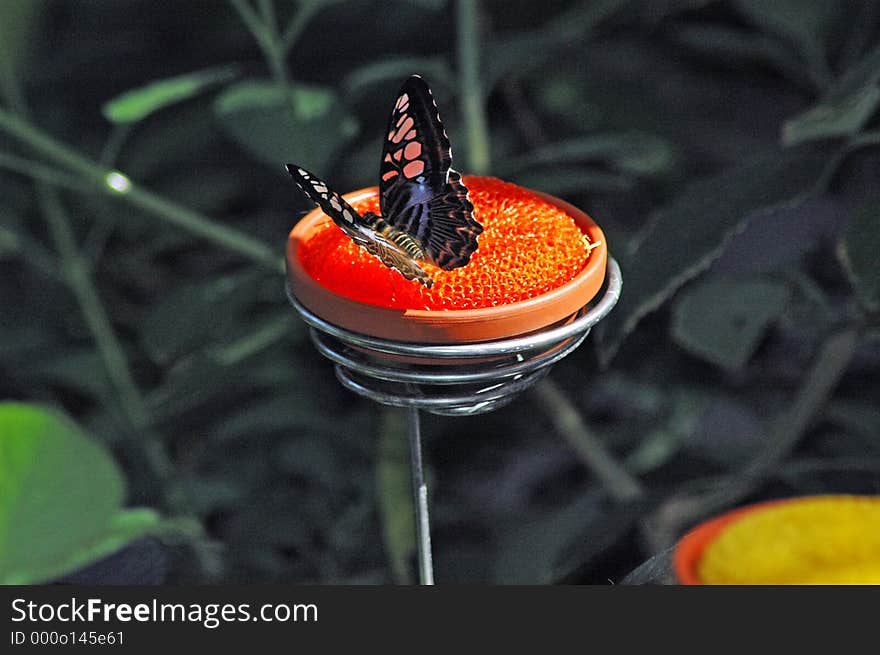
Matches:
[[297, 176, 594, 310]]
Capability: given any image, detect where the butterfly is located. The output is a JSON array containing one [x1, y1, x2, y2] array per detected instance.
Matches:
[[286, 75, 483, 288]]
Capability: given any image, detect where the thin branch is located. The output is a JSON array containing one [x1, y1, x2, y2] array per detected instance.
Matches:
[[0, 225, 60, 280], [210, 313, 293, 365], [99, 122, 132, 168], [229, 0, 291, 89], [501, 77, 548, 150], [849, 129, 880, 150], [227, 0, 270, 51], [456, 0, 491, 175], [646, 324, 861, 549], [0, 150, 86, 191], [281, 2, 318, 52], [36, 185, 190, 512], [534, 378, 645, 502], [0, 108, 283, 272], [2, 64, 190, 512], [41, 189, 148, 429]]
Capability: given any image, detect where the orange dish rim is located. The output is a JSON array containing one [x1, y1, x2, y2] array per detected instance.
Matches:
[[286, 184, 609, 343]]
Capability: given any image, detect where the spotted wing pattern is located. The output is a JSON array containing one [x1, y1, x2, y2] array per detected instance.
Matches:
[[379, 75, 483, 270], [286, 165, 433, 287]]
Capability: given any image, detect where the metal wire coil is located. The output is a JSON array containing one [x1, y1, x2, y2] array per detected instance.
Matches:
[[288, 258, 622, 416]]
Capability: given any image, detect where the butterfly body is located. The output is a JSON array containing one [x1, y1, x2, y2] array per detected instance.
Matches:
[[362, 212, 427, 260], [288, 75, 482, 288]]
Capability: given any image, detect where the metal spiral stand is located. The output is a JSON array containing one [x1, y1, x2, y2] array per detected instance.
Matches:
[[287, 258, 622, 584]]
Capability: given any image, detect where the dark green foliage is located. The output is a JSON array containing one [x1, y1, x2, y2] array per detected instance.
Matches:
[[671, 276, 792, 371], [1, 0, 879, 585], [840, 202, 880, 313], [0, 403, 173, 584]]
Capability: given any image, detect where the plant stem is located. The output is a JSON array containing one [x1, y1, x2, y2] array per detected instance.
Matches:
[[0, 108, 283, 271], [258, 0, 292, 88], [721, 325, 861, 507], [456, 0, 491, 175], [849, 129, 880, 150], [210, 313, 294, 365], [647, 324, 861, 548], [0, 225, 59, 280], [281, 2, 320, 52], [229, 0, 292, 91], [2, 66, 190, 511], [534, 379, 645, 502], [36, 185, 184, 504], [99, 123, 132, 168], [123, 185, 282, 272], [377, 408, 416, 585], [0, 107, 106, 178], [0, 151, 85, 191], [256, 0, 277, 31], [41, 199, 123, 405], [228, 0, 271, 52]]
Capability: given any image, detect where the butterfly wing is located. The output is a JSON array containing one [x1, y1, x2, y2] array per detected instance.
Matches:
[[287, 164, 434, 287], [287, 165, 370, 247], [379, 75, 483, 270], [359, 235, 434, 288]]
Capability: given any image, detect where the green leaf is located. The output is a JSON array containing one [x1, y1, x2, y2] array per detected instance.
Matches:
[[594, 146, 837, 366], [501, 133, 678, 178], [485, 0, 633, 91], [208, 312, 299, 366], [138, 270, 265, 365], [824, 44, 880, 102], [51, 509, 166, 578], [145, 355, 252, 420], [839, 202, 880, 312], [0, 0, 45, 101], [671, 276, 792, 370], [102, 65, 240, 124], [485, 30, 569, 92], [687, 396, 768, 468], [826, 399, 880, 444], [402, 0, 446, 8], [0, 402, 164, 584], [376, 409, 414, 585], [156, 167, 246, 214], [0, 226, 20, 257], [493, 490, 639, 584], [783, 46, 880, 146], [783, 86, 880, 146], [214, 394, 341, 443], [670, 23, 815, 90], [619, 548, 675, 585], [341, 57, 454, 98], [624, 387, 709, 472], [734, 0, 838, 73], [28, 349, 113, 401], [510, 167, 635, 195], [214, 80, 358, 170]]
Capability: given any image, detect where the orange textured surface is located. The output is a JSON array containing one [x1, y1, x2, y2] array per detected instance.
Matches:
[[297, 176, 594, 310]]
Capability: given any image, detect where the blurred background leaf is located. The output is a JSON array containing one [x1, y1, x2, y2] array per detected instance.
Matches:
[[377, 409, 416, 585], [1, 0, 878, 586], [839, 202, 880, 313], [214, 80, 359, 170], [671, 275, 792, 371], [783, 45, 880, 146], [102, 65, 240, 124], [0, 402, 174, 584], [733, 0, 839, 81], [595, 147, 836, 366]]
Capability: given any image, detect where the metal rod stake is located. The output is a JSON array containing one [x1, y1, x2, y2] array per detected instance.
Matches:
[[406, 407, 434, 585]]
